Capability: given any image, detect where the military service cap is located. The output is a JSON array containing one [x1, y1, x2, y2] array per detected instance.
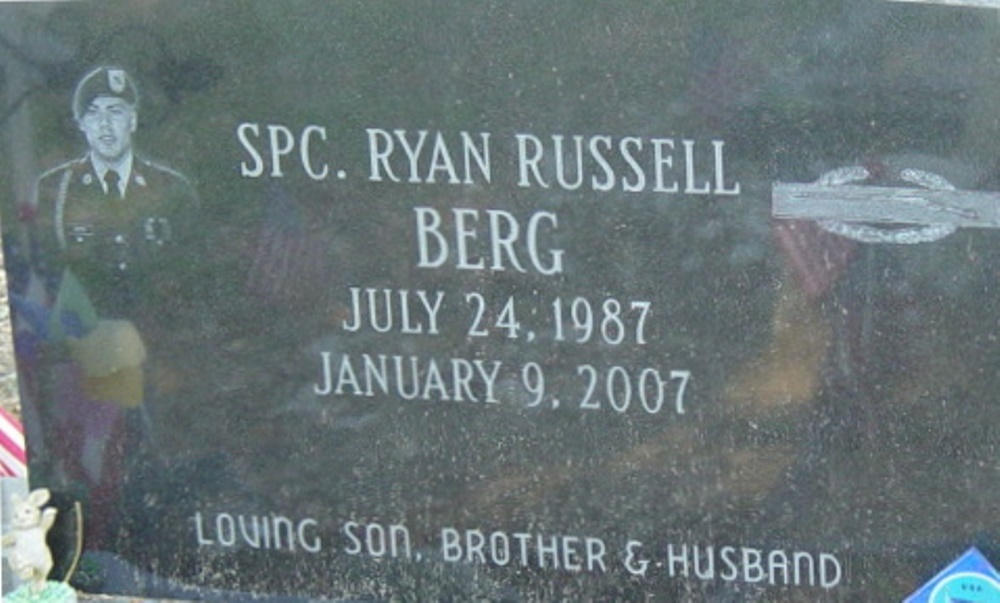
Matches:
[[72, 66, 139, 119]]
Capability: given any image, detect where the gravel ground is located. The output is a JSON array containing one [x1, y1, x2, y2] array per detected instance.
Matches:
[[0, 247, 17, 419]]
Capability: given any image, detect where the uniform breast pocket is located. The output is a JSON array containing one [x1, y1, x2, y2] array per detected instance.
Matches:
[[142, 216, 172, 247]]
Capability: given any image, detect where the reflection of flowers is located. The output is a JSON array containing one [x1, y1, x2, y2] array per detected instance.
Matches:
[[16, 202, 36, 224], [48, 269, 97, 341], [52, 270, 146, 410], [67, 320, 146, 409], [12, 269, 146, 549]]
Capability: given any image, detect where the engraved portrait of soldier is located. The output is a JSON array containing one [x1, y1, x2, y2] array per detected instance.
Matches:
[[23, 65, 201, 553], [33, 66, 199, 320]]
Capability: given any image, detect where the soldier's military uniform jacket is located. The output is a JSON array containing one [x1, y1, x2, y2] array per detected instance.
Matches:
[[32, 153, 200, 325]]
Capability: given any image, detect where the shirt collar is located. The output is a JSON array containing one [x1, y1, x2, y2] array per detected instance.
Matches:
[[89, 153, 134, 196]]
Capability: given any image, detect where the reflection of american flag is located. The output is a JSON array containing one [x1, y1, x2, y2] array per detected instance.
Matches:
[[247, 185, 329, 305], [773, 219, 856, 303], [0, 406, 26, 477]]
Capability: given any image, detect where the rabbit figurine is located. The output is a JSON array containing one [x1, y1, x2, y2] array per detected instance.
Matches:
[[2, 488, 58, 589]]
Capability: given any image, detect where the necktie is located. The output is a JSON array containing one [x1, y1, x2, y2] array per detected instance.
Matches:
[[104, 170, 121, 198]]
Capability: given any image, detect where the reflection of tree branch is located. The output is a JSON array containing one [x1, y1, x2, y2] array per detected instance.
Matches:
[[0, 20, 73, 128], [1, 20, 222, 128], [84, 23, 174, 70], [0, 14, 82, 128], [81, 24, 224, 124], [0, 85, 45, 128], [0, 31, 60, 72]]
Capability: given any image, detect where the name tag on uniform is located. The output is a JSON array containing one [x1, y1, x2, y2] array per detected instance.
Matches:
[[68, 224, 95, 243]]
